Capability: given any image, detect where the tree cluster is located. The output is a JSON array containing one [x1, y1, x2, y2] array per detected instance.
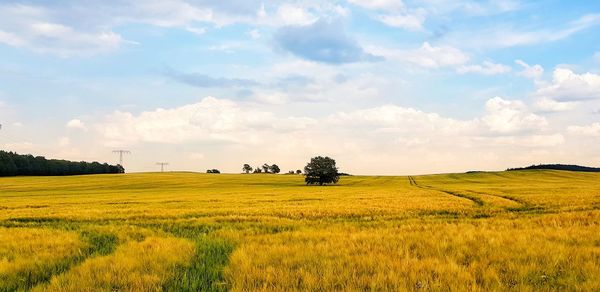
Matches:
[[243, 163, 281, 174], [206, 169, 221, 173], [0, 150, 124, 177]]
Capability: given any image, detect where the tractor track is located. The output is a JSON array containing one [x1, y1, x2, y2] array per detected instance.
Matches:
[[408, 176, 484, 206], [407, 176, 537, 211]]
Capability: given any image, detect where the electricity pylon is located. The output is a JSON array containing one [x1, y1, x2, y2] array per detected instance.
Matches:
[[112, 150, 130, 166], [156, 162, 169, 172]]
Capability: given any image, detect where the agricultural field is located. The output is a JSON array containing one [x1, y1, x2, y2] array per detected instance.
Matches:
[[1, 170, 600, 291]]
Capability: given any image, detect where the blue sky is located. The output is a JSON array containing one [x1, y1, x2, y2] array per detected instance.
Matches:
[[0, 0, 599, 174]]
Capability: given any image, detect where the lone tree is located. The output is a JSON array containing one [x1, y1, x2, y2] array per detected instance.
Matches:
[[242, 164, 253, 174], [304, 156, 339, 185], [296, 169, 302, 175], [270, 164, 281, 174]]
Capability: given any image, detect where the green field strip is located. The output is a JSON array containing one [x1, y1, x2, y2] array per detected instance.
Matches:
[[163, 236, 236, 292]]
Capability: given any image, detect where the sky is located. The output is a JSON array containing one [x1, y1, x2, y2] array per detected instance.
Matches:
[[0, 0, 599, 175]]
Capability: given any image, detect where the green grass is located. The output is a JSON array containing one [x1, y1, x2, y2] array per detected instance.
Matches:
[[164, 236, 236, 292], [1, 170, 600, 290]]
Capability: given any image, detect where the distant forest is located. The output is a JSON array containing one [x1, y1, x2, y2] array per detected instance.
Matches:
[[507, 164, 600, 172], [0, 151, 124, 177]]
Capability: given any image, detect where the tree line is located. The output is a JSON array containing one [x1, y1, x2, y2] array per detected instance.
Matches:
[[0, 151, 124, 177], [507, 164, 600, 172], [241, 163, 304, 175]]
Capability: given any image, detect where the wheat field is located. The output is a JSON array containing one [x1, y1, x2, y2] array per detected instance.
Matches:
[[1, 170, 600, 291]]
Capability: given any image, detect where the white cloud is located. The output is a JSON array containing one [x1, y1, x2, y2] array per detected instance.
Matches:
[[91, 95, 574, 174], [406, 42, 469, 68], [348, 0, 425, 31], [98, 96, 282, 146], [121, 0, 213, 27], [351, 0, 521, 33], [515, 59, 544, 80], [275, 4, 317, 26], [253, 92, 289, 105], [328, 104, 473, 135], [332, 5, 350, 17], [568, 123, 600, 137], [525, 67, 600, 112], [348, 0, 521, 33], [534, 97, 577, 112], [368, 42, 469, 68], [185, 26, 206, 36], [326, 96, 547, 137], [418, 0, 520, 17], [98, 95, 550, 148], [457, 61, 512, 75], [66, 119, 86, 130], [456, 13, 600, 49], [535, 68, 600, 102], [0, 30, 24, 47], [347, 0, 405, 11], [378, 12, 426, 31], [0, 4, 125, 57], [481, 97, 547, 134], [252, 2, 348, 27]]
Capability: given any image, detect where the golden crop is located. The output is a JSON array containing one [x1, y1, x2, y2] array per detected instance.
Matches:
[[1, 170, 599, 290], [35, 237, 194, 292]]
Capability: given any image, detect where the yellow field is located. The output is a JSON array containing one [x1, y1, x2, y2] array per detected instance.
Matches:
[[1, 170, 600, 291]]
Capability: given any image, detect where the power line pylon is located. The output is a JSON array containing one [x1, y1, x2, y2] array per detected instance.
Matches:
[[112, 150, 131, 166], [156, 162, 169, 172]]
